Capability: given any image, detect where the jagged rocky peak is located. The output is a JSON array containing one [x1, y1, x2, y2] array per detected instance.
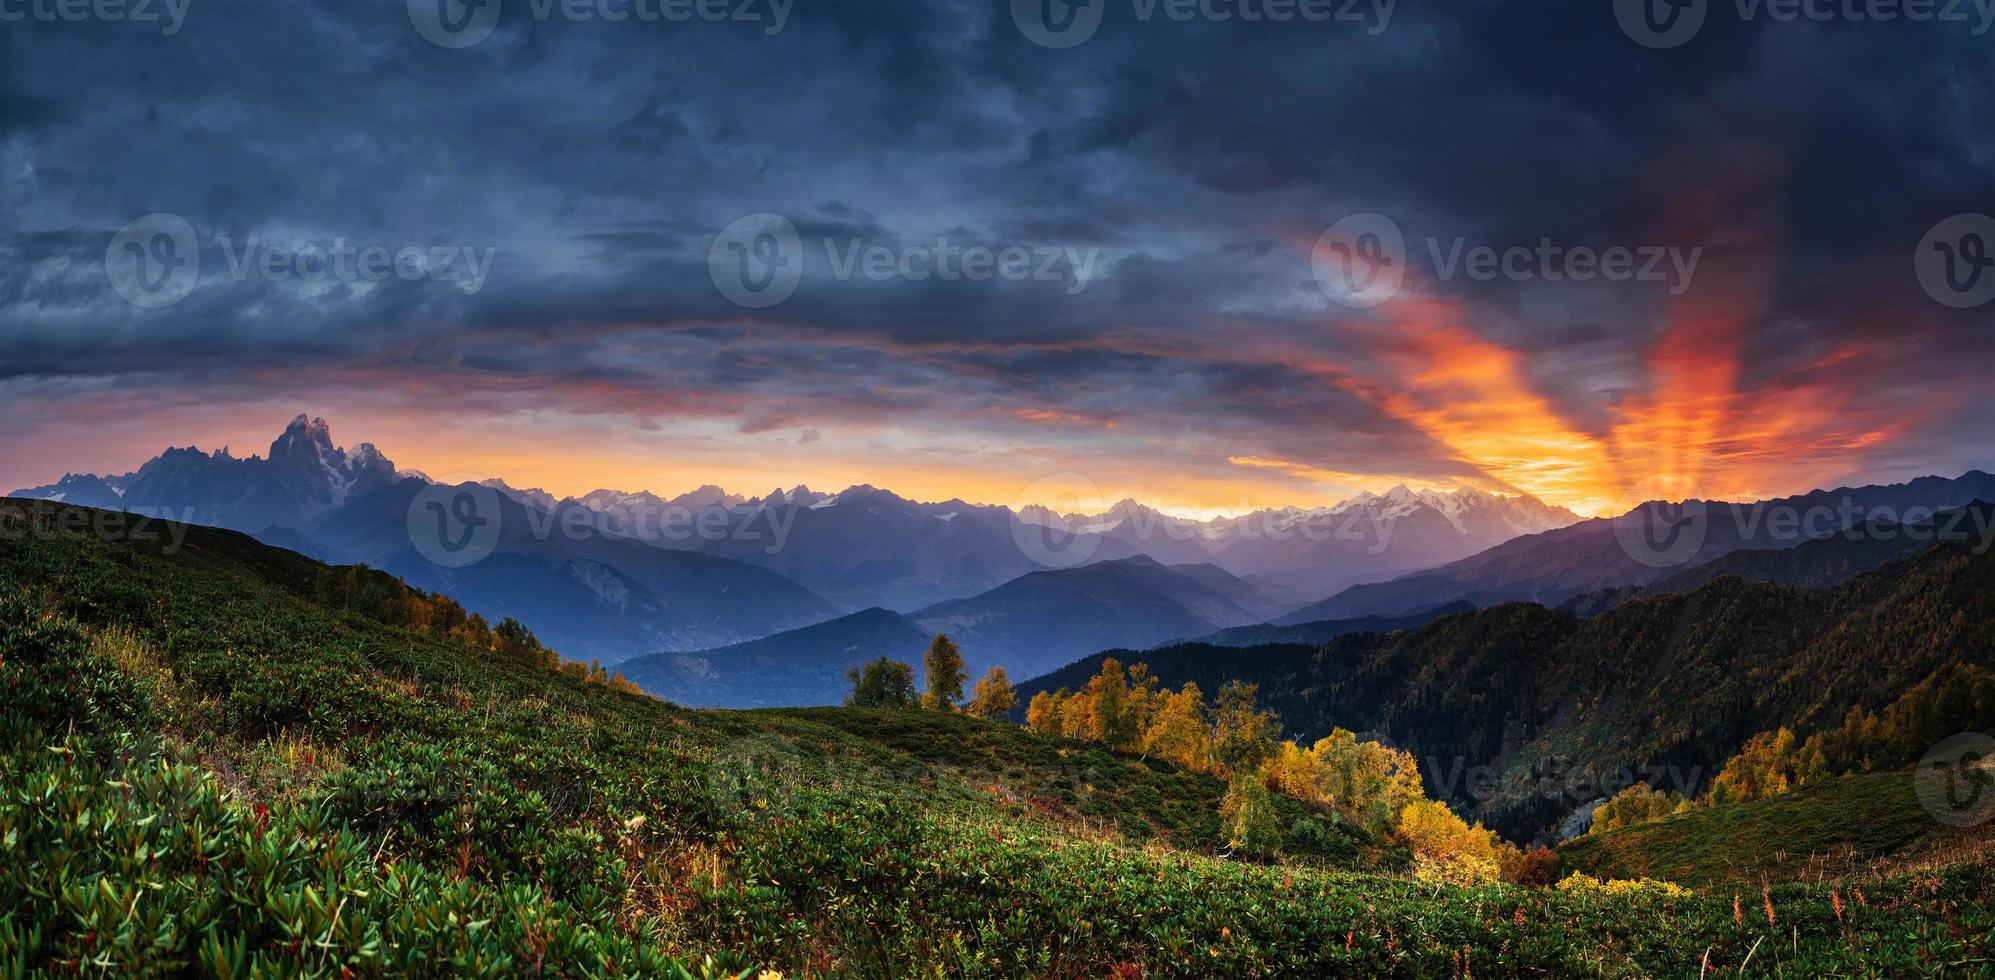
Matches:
[[271, 413, 335, 453]]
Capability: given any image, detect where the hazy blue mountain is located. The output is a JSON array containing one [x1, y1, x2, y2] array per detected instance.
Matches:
[[908, 555, 1249, 679], [616, 607, 932, 708], [685, 485, 1148, 612], [306, 479, 840, 663]]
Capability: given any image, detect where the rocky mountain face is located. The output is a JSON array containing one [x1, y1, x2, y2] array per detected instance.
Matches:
[[12, 415, 397, 534]]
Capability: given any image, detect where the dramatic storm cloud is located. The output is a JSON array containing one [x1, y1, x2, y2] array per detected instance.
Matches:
[[2, 0, 1991, 514]]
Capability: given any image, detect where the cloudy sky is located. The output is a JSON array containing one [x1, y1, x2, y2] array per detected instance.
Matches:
[[2, 0, 1991, 516]]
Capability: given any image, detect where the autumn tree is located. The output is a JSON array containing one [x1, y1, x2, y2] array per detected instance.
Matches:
[[1091, 658, 1140, 750], [921, 634, 968, 711], [1262, 729, 1422, 835], [1210, 680, 1279, 776], [965, 666, 1018, 719], [1025, 689, 1068, 733], [493, 617, 552, 667], [1143, 682, 1211, 771], [1122, 663, 1164, 740], [1709, 727, 1803, 804], [1704, 664, 1995, 807], [1060, 688, 1095, 740], [1396, 798, 1503, 883], [1590, 782, 1689, 834], [846, 657, 919, 710], [1220, 770, 1281, 857]]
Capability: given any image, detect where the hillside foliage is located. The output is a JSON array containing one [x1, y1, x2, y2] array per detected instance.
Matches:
[[1016, 539, 1995, 841], [4, 501, 1993, 976]]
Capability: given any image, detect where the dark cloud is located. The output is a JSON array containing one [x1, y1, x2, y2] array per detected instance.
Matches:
[[1, 0, 1991, 504]]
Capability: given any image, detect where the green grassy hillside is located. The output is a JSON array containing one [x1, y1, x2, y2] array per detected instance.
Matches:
[[4, 501, 1993, 976], [1559, 770, 1995, 889]]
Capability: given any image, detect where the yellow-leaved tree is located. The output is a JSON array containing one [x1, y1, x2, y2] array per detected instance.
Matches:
[[1395, 798, 1507, 884], [1709, 727, 1804, 804], [1263, 729, 1423, 836], [964, 666, 1018, 720], [1142, 682, 1211, 771], [1590, 781, 1690, 834]]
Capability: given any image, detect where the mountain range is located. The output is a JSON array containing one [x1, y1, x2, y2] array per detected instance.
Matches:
[[11, 417, 839, 661], [1287, 472, 1995, 622], [8, 414, 1582, 673], [21, 415, 1989, 716]]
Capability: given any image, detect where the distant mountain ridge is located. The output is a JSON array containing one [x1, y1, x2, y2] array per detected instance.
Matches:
[[1291, 472, 1995, 622], [1557, 502, 1995, 616], [1022, 487, 1581, 600], [616, 607, 932, 708]]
